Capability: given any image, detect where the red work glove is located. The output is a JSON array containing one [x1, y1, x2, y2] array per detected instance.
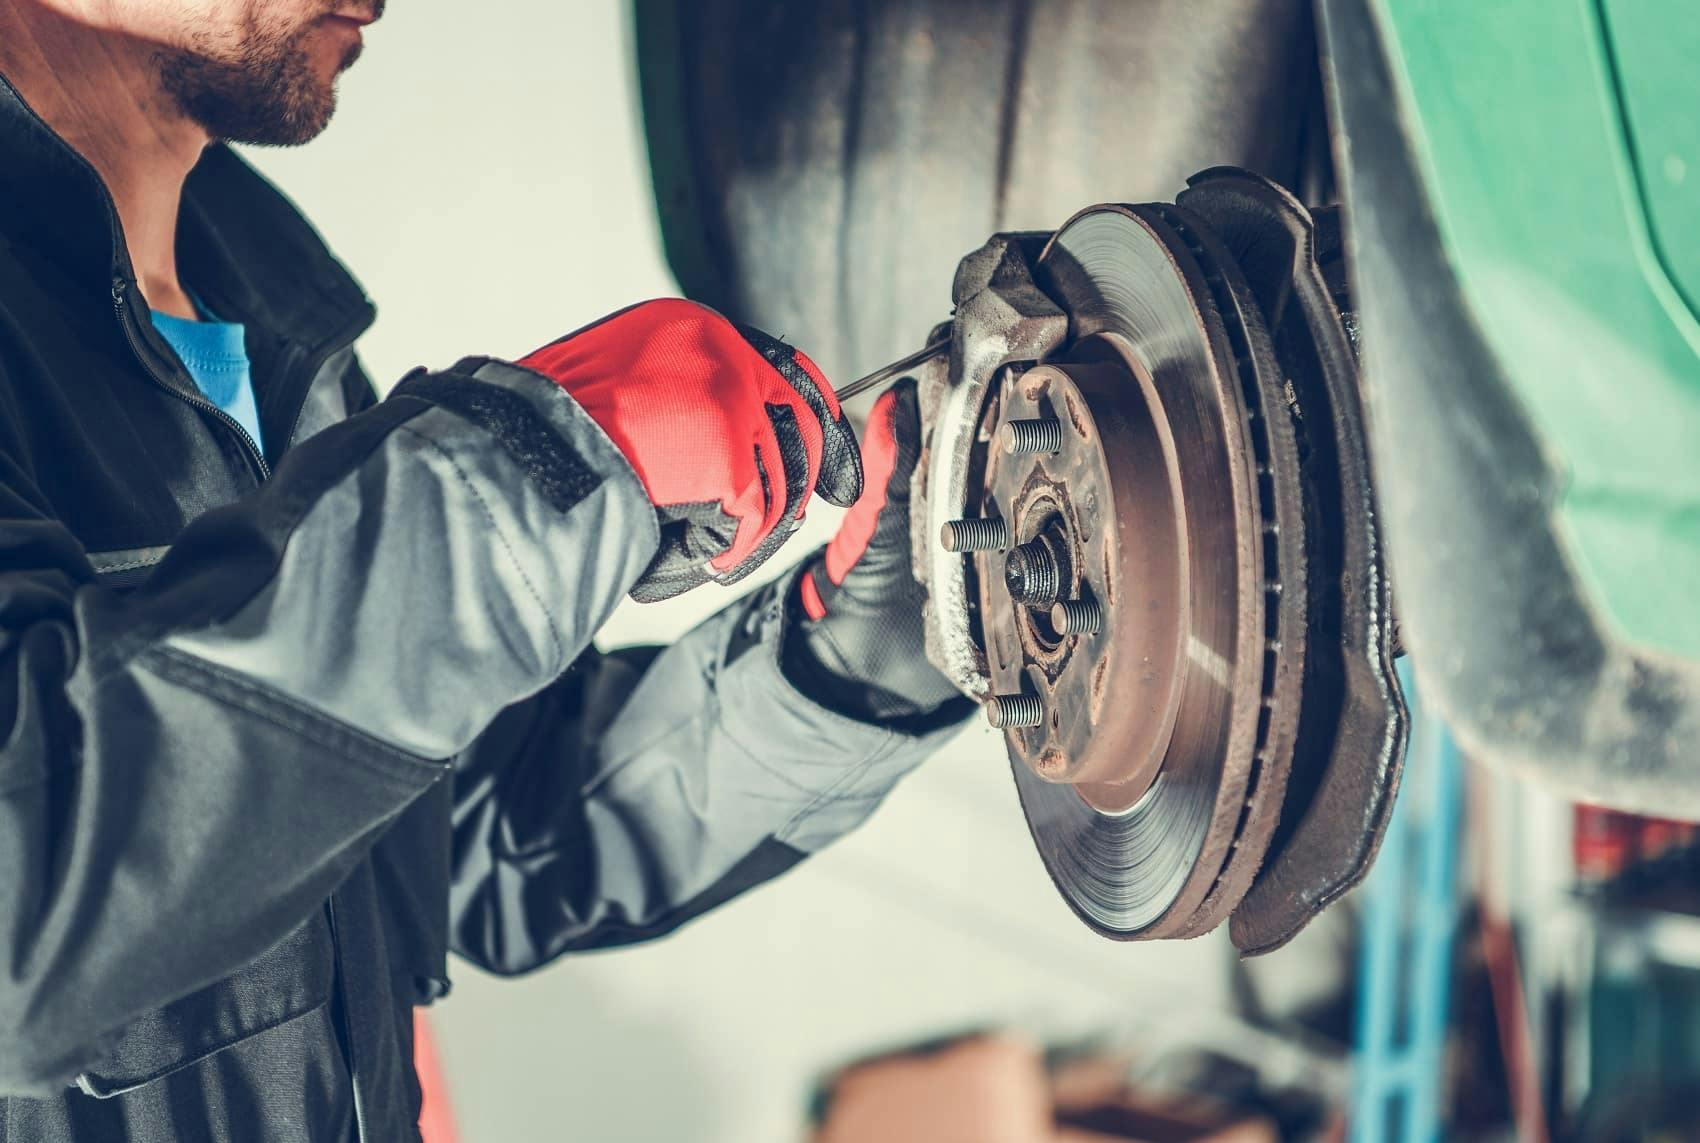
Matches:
[[520, 299, 862, 601], [786, 379, 966, 725]]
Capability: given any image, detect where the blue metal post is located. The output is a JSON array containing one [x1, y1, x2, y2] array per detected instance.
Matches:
[[1351, 664, 1466, 1142]]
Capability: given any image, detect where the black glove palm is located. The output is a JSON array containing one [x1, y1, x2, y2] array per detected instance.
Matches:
[[786, 379, 966, 727]]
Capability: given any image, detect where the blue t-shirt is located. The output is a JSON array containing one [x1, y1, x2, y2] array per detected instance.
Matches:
[[150, 303, 265, 453]]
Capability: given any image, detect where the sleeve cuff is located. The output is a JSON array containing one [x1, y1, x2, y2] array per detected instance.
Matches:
[[716, 564, 969, 852]]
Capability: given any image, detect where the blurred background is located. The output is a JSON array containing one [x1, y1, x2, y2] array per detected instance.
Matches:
[[246, 2, 1700, 1140]]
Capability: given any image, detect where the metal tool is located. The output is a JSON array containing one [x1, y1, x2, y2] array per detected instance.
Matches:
[[834, 336, 951, 403]]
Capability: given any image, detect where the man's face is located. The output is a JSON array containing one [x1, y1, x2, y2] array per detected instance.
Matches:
[[153, 0, 384, 146]]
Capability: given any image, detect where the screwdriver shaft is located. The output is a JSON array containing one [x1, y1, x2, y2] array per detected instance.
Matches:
[[835, 336, 951, 403]]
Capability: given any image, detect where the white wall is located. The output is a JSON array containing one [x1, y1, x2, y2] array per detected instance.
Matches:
[[248, 5, 1237, 1139]]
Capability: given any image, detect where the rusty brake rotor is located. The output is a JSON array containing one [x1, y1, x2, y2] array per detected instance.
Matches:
[[917, 171, 1405, 948], [962, 201, 1308, 940]]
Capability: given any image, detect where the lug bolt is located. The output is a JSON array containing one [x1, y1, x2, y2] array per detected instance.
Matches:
[[940, 516, 1009, 553], [1050, 599, 1103, 636], [1000, 417, 1063, 455], [1004, 540, 1062, 607], [985, 692, 1044, 730]]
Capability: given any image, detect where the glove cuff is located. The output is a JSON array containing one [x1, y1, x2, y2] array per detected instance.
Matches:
[[783, 554, 972, 732]]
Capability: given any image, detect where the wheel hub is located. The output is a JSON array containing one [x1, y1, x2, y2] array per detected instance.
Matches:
[[974, 354, 1188, 814]]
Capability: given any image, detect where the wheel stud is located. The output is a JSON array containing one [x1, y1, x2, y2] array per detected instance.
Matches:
[[1000, 417, 1063, 455], [1050, 599, 1103, 636], [940, 516, 1009, 553], [985, 693, 1044, 730]]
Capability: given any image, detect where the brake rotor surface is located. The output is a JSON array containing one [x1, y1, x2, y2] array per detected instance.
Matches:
[[967, 204, 1308, 939]]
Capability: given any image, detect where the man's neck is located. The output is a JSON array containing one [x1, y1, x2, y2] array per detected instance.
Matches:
[[0, 2, 207, 318]]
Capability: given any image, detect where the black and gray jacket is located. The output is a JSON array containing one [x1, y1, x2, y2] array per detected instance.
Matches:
[[0, 73, 956, 1142]]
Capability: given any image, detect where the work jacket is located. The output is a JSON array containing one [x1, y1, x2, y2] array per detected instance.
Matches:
[[0, 73, 954, 1142]]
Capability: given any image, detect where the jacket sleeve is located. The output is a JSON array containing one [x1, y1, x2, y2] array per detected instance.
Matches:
[[0, 357, 658, 1095], [446, 563, 964, 976]]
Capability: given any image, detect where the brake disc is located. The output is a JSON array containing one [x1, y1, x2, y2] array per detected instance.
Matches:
[[917, 169, 1405, 948], [1177, 170, 1408, 954]]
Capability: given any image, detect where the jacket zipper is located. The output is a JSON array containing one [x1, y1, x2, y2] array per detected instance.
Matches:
[[112, 277, 375, 480], [111, 277, 270, 482], [113, 277, 375, 1133], [4, 79, 317, 485], [324, 897, 372, 1143], [13, 80, 382, 1129]]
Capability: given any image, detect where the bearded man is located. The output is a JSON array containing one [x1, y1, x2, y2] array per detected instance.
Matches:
[[0, 3, 966, 1139]]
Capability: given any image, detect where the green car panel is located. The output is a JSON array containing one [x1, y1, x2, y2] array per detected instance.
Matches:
[[1372, 0, 1700, 660]]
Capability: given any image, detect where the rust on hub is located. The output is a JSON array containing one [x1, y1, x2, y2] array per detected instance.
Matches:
[[971, 357, 1188, 813]]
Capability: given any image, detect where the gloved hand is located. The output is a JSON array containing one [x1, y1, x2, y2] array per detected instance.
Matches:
[[520, 299, 861, 601], [785, 379, 968, 728]]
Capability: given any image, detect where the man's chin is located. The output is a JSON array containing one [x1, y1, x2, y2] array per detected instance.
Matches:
[[338, 40, 364, 76], [157, 38, 351, 147]]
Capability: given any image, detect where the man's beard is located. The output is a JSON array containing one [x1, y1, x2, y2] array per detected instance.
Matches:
[[156, 23, 360, 147]]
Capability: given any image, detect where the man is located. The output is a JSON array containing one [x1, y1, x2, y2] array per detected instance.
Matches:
[[0, 1, 968, 1139]]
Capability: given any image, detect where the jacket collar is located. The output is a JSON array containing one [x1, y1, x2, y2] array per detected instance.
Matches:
[[0, 68, 374, 357]]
